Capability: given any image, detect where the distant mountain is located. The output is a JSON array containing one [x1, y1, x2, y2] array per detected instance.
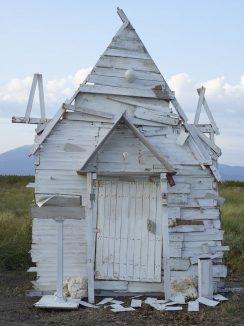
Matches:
[[0, 146, 244, 181], [0, 146, 34, 176], [218, 164, 244, 181]]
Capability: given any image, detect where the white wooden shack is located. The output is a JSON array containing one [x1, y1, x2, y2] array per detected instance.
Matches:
[[13, 8, 227, 302]]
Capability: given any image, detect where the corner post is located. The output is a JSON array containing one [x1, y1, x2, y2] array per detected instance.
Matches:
[[160, 173, 171, 299], [86, 172, 97, 303], [55, 218, 66, 303]]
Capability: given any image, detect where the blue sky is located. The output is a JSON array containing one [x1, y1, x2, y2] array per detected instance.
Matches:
[[0, 0, 244, 165]]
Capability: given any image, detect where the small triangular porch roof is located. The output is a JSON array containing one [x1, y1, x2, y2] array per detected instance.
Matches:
[[77, 113, 175, 174]]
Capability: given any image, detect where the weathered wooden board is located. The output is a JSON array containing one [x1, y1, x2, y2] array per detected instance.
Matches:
[[31, 218, 87, 291], [32, 206, 85, 219], [79, 84, 173, 100], [134, 107, 179, 125]]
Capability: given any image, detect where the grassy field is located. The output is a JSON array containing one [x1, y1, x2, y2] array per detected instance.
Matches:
[[0, 176, 34, 270], [0, 176, 243, 273]]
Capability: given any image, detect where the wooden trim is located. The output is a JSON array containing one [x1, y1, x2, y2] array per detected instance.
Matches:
[[86, 173, 97, 303], [160, 173, 171, 299], [78, 113, 175, 174]]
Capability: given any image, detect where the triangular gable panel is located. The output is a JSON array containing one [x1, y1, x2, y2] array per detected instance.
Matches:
[[86, 12, 167, 91], [78, 114, 175, 174]]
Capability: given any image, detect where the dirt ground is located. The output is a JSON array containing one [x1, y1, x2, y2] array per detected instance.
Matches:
[[0, 272, 243, 326]]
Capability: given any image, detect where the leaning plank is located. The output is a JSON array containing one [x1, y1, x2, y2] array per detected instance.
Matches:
[[123, 116, 175, 173], [194, 86, 205, 125], [197, 88, 219, 134], [37, 74, 46, 120], [194, 127, 221, 155], [78, 84, 173, 100], [30, 105, 65, 155], [64, 104, 114, 119], [117, 7, 130, 23], [25, 74, 38, 121], [32, 206, 85, 219]]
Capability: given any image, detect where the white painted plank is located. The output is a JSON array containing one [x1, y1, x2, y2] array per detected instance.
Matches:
[[119, 182, 129, 280], [97, 55, 160, 73], [25, 74, 38, 121], [92, 67, 164, 82], [134, 107, 179, 126], [30, 106, 65, 155], [79, 84, 173, 99], [197, 297, 219, 307], [194, 86, 205, 125]]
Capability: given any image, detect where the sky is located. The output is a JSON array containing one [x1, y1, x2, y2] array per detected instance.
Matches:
[[0, 0, 244, 165]]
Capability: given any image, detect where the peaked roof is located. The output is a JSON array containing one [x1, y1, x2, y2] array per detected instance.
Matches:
[[30, 8, 221, 182], [78, 8, 173, 99], [78, 113, 176, 174]]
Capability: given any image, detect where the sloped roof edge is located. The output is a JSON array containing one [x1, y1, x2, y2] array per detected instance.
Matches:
[[77, 113, 176, 174]]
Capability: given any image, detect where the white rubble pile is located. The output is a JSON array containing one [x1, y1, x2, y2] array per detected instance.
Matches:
[[63, 277, 88, 299], [77, 293, 228, 312]]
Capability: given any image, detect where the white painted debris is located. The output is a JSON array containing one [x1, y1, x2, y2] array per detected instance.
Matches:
[[157, 299, 168, 304], [149, 303, 166, 311], [96, 297, 114, 305], [188, 300, 199, 312], [111, 304, 135, 312], [165, 301, 179, 306], [131, 299, 142, 308], [35, 295, 79, 309], [197, 297, 219, 307], [213, 294, 228, 301], [79, 300, 99, 308], [145, 297, 157, 304], [165, 306, 183, 311], [111, 307, 135, 312], [110, 299, 124, 305], [170, 293, 186, 304]]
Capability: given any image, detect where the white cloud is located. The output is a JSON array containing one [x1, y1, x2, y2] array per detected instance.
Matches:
[[0, 67, 91, 108]]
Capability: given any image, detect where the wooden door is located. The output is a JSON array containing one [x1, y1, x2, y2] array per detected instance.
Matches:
[[95, 177, 162, 282]]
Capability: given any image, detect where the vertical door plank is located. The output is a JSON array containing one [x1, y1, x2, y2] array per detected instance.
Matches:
[[114, 181, 122, 279], [119, 182, 129, 280], [155, 181, 162, 281], [133, 181, 143, 281], [95, 181, 105, 279], [147, 181, 157, 281], [126, 181, 136, 280], [108, 181, 117, 278], [140, 181, 149, 281], [101, 181, 111, 278]]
